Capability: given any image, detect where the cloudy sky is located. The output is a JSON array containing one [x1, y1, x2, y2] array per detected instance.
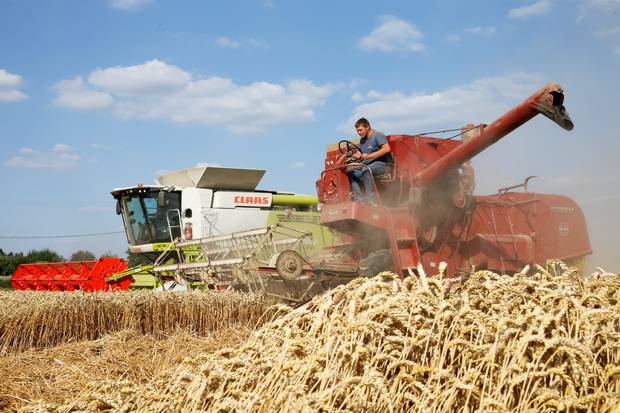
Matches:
[[0, 0, 619, 270]]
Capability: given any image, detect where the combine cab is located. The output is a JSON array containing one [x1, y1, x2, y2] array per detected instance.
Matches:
[[112, 166, 329, 260]]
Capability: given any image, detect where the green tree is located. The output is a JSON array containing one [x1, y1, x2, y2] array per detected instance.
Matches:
[[0, 254, 20, 276], [25, 249, 64, 263], [69, 250, 96, 261], [0, 248, 64, 276]]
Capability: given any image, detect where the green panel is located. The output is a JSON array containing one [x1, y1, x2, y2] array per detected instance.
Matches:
[[152, 242, 175, 251], [272, 194, 318, 206], [131, 272, 159, 288], [107, 265, 161, 289], [267, 210, 333, 249]]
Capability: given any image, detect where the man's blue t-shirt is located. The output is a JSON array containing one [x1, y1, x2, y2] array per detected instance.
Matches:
[[360, 130, 392, 164]]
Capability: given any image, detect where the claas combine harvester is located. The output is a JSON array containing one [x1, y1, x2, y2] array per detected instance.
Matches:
[[11, 83, 591, 299], [12, 168, 330, 291]]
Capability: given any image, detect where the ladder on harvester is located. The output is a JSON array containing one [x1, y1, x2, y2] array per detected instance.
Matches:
[[152, 224, 317, 293]]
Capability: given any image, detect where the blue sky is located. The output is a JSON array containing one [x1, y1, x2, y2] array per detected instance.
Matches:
[[0, 0, 619, 271]]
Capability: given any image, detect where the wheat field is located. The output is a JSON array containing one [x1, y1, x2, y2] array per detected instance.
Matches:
[[0, 290, 275, 354], [0, 290, 273, 412], [0, 328, 253, 412], [16, 261, 620, 413]]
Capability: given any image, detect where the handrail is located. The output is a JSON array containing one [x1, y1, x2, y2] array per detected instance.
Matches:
[[498, 175, 537, 194]]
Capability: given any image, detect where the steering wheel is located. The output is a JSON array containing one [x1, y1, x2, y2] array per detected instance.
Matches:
[[338, 140, 363, 163]]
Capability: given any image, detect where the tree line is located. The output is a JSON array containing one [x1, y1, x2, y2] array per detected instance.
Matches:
[[0, 249, 121, 276]]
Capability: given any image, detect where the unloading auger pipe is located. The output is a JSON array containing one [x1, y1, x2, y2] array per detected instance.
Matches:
[[415, 83, 574, 186]]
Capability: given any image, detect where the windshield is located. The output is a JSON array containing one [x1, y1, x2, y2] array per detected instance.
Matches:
[[118, 189, 181, 245]]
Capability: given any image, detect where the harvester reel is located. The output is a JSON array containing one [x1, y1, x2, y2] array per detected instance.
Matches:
[[275, 250, 304, 281]]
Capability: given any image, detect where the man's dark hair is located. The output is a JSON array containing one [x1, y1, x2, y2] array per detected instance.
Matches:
[[355, 117, 370, 128]]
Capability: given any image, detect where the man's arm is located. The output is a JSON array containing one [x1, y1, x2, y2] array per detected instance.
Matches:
[[361, 143, 390, 160]]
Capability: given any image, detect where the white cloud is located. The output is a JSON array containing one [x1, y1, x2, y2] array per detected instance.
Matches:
[[351, 92, 365, 102], [53, 77, 113, 110], [108, 0, 152, 10], [464, 26, 497, 36], [0, 89, 28, 102], [0, 68, 28, 102], [508, 0, 552, 19], [358, 15, 424, 53], [0, 69, 22, 89], [4, 144, 81, 170], [288, 161, 306, 169], [52, 60, 335, 134], [341, 73, 544, 134], [215, 36, 240, 48], [89, 60, 190, 96]]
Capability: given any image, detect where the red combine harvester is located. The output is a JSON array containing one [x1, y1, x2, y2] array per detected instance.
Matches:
[[11, 258, 130, 292], [315, 83, 591, 277]]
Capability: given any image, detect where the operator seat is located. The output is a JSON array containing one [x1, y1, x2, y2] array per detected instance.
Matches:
[[372, 162, 399, 207], [374, 163, 395, 183]]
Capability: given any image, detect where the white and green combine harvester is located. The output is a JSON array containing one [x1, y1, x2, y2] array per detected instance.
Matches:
[[111, 166, 337, 299]]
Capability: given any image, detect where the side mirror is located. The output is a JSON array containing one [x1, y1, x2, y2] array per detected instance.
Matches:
[[157, 190, 167, 207], [115, 200, 122, 215]]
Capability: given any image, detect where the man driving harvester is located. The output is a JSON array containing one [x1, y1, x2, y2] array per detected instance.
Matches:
[[347, 117, 392, 207]]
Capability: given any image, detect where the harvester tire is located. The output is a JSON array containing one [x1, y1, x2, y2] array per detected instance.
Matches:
[[359, 249, 393, 277], [275, 250, 304, 281]]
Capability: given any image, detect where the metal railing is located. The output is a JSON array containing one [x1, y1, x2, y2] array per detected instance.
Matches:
[[153, 224, 316, 291]]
